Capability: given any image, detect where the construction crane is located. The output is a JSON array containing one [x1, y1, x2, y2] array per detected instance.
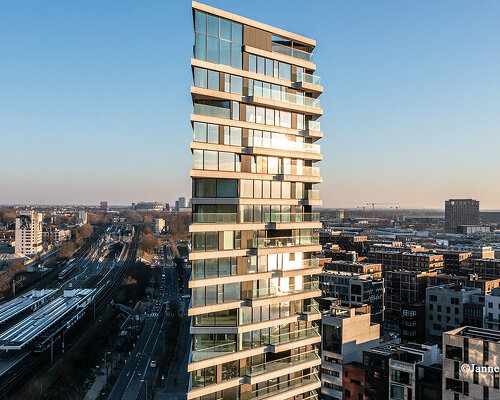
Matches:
[[356, 206, 366, 218], [365, 202, 399, 219], [390, 206, 400, 220]]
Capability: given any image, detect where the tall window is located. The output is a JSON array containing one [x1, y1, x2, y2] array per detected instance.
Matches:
[[194, 11, 242, 68]]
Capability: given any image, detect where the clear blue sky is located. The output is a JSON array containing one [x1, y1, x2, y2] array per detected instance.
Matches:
[[1, 0, 499, 208]]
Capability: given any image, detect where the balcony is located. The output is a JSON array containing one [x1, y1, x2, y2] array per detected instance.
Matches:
[[247, 349, 319, 377], [302, 299, 321, 315], [191, 341, 237, 362], [193, 103, 230, 119], [243, 137, 320, 154], [192, 213, 238, 224], [306, 190, 320, 200], [269, 327, 320, 346], [306, 120, 320, 131], [243, 281, 320, 301], [191, 212, 319, 225], [279, 165, 320, 177], [247, 85, 320, 109], [247, 235, 319, 249], [243, 370, 320, 400], [271, 42, 313, 63], [297, 73, 321, 86]]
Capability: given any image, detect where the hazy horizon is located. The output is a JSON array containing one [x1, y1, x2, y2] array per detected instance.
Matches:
[[2, 0, 500, 208]]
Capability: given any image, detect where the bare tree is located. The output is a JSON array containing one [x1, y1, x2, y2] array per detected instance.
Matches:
[[6, 260, 26, 277], [78, 223, 93, 239], [60, 242, 76, 259]]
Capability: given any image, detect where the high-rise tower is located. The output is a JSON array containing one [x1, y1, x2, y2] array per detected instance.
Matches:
[[188, 2, 323, 399]]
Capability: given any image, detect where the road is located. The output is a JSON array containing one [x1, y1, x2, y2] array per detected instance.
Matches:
[[108, 261, 180, 400]]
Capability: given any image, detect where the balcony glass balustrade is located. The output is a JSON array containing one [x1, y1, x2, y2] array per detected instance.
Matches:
[[247, 235, 319, 249], [193, 103, 230, 119], [306, 189, 320, 200], [243, 136, 320, 154], [247, 85, 320, 109], [247, 349, 319, 376], [271, 42, 314, 62], [191, 341, 237, 362], [279, 165, 320, 176], [302, 299, 320, 315], [192, 212, 319, 224], [295, 72, 321, 86], [243, 280, 319, 300], [306, 120, 320, 131], [269, 327, 320, 345], [244, 370, 320, 400]]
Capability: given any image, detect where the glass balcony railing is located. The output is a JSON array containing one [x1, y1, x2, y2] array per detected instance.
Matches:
[[247, 235, 319, 249], [192, 213, 238, 224], [243, 281, 320, 300], [248, 85, 320, 109], [192, 212, 319, 224], [269, 327, 320, 345], [303, 299, 321, 315], [264, 212, 320, 223], [191, 341, 237, 362], [279, 165, 320, 176], [270, 258, 320, 275], [271, 42, 314, 62], [244, 371, 320, 400], [295, 72, 321, 86], [306, 189, 321, 200], [306, 120, 321, 131], [243, 137, 320, 154], [247, 349, 319, 376], [193, 103, 230, 119]]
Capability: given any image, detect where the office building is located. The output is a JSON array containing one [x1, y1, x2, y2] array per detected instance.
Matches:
[[324, 232, 368, 254], [187, 2, 323, 399], [367, 250, 443, 273], [364, 343, 441, 400], [442, 327, 500, 400], [425, 284, 481, 343], [321, 306, 380, 400], [428, 273, 500, 295], [319, 270, 384, 324], [132, 201, 166, 211], [15, 209, 43, 256], [77, 210, 87, 225], [484, 286, 500, 330], [323, 260, 383, 279], [473, 258, 500, 279], [456, 225, 490, 235], [400, 301, 425, 344], [387, 343, 441, 400], [444, 199, 480, 233], [152, 218, 166, 235], [50, 228, 72, 244], [416, 363, 442, 400], [100, 201, 108, 211], [433, 249, 473, 275], [385, 270, 437, 331], [342, 362, 366, 400], [448, 244, 494, 259]]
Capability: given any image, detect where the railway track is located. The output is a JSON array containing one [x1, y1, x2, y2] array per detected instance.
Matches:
[[0, 228, 139, 399]]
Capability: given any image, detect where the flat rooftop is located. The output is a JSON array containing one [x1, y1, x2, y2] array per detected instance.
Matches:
[[456, 327, 500, 343], [0, 289, 94, 350], [0, 290, 56, 326]]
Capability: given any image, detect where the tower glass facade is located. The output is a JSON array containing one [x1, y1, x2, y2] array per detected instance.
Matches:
[[188, 2, 323, 399]]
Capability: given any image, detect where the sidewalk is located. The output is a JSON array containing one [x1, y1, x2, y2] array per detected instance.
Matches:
[[83, 370, 106, 400]]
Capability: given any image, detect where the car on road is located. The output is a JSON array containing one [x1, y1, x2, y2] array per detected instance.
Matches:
[[150, 360, 157, 368]]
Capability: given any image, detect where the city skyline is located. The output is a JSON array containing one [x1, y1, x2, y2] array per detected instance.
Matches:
[[2, 0, 500, 208]]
